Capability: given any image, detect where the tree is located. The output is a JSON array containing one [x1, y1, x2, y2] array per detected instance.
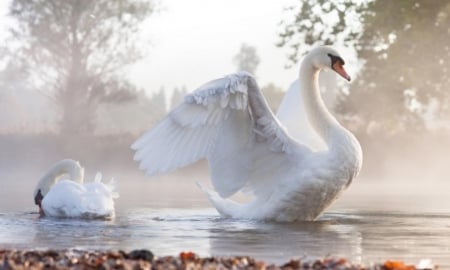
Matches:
[[96, 88, 166, 135], [170, 85, 187, 109], [233, 43, 261, 75], [152, 87, 167, 116], [277, 0, 367, 66], [342, 0, 450, 133], [277, 0, 450, 134], [5, 0, 154, 135]]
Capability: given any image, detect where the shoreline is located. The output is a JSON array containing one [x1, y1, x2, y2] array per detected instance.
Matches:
[[0, 249, 435, 270]]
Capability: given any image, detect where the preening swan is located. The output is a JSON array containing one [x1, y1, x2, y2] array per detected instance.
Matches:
[[33, 159, 118, 219], [132, 46, 362, 221]]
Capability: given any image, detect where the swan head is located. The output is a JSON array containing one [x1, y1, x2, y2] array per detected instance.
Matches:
[[306, 46, 351, 81], [33, 159, 84, 211]]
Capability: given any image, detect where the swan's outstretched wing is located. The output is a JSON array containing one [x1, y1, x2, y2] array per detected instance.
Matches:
[[132, 71, 302, 198], [276, 80, 327, 151]]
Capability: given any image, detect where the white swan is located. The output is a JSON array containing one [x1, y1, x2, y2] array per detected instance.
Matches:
[[33, 159, 118, 219], [132, 46, 362, 221]]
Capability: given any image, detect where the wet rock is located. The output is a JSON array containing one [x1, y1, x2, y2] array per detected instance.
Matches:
[[127, 249, 154, 262]]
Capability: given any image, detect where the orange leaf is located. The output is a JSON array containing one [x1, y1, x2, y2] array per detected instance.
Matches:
[[179, 251, 196, 261], [384, 260, 416, 270]]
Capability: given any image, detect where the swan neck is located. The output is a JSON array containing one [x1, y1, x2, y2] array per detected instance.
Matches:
[[35, 159, 84, 197], [299, 61, 340, 144]]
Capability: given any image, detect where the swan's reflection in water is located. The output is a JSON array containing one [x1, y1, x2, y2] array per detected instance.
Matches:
[[1, 209, 450, 268], [27, 208, 362, 263], [208, 213, 362, 264]]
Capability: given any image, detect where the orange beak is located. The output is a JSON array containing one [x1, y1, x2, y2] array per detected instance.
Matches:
[[332, 62, 351, 82]]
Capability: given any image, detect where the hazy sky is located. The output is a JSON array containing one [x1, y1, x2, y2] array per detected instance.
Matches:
[[128, 0, 299, 96], [0, 0, 299, 97], [0, 0, 358, 98]]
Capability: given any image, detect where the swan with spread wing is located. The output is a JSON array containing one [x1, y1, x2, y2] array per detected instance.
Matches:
[[132, 46, 362, 221]]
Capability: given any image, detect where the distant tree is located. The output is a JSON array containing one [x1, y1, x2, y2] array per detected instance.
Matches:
[[233, 43, 261, 75], [96, 88, 166, 134], [5, 0, 154, 135], [0, 46, 58, 133], [0, 59, 27, 95], [261, 83, 285, 113], [152, 87, 167, 116], [339, 0, 450, 133], [277, 0, 450, 134], [170, 85, 187, 109]]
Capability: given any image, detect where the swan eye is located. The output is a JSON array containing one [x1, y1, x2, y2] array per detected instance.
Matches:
[[327, 53, 345, 66]]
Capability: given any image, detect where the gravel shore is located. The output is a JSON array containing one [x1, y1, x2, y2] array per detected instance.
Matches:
[[0, 249, 435, 270]]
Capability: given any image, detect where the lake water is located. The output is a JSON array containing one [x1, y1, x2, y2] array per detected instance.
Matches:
[[1, 172, 450, 268], [1, 208, 450, 267]]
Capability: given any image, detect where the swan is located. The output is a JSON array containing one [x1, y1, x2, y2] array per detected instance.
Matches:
[[132, 46, 363, 221], [33, 159, 118, 219]]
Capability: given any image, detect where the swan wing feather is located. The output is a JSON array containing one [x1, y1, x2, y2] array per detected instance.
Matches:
[[132, 71, 302, 198]]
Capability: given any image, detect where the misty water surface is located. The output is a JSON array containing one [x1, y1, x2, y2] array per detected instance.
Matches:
[[1, 168, 450, 267], [1, 207, 450, 268]]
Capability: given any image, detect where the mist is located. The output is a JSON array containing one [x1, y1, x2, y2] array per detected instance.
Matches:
[[1, 0, 450, 215]]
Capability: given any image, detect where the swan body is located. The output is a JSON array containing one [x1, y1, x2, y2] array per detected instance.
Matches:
[[33, 159, 118, 219], [132, 46, 362, 221]]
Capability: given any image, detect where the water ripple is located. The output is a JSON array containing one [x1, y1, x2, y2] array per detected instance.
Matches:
[[0, 209, 449, 267]]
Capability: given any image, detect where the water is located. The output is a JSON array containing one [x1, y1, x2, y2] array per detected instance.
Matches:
[[2, 170, 450, 267], [1, 208, 449, 267]]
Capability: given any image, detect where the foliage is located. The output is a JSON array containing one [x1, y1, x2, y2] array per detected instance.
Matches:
[[233, 43, 261, 75], [277, 0, 367, 66], [277, 0, 450, 134], [4, 0, 154, 135]]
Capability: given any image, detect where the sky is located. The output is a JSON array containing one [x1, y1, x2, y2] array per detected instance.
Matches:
[[0, 0, 357, 98], [125, 0, 299, 96]]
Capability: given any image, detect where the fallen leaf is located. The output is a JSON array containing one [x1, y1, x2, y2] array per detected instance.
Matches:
[[384, 260, 416, 270], [180, 251, 196, 261]]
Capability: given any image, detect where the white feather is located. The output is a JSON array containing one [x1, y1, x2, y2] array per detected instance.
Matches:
[[35, 159, 117, 219]]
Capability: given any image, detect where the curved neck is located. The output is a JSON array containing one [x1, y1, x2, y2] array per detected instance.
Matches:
[[35, 159, 84, 196], [299, 60, 340, 145]]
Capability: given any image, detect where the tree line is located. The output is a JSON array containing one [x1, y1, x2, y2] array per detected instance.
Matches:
[[1, 0, 448, 138], [277, 0, 450, 135], [0, 0, 155, 135]]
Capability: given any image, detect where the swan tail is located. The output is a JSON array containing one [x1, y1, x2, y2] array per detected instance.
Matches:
[[93, 172, 119, 199], [94, 172, 103, 183], [196, 182, 242, 218]]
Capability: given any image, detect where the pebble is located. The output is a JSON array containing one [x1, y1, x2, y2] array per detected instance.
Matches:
[[0, 249, 437, 270]]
